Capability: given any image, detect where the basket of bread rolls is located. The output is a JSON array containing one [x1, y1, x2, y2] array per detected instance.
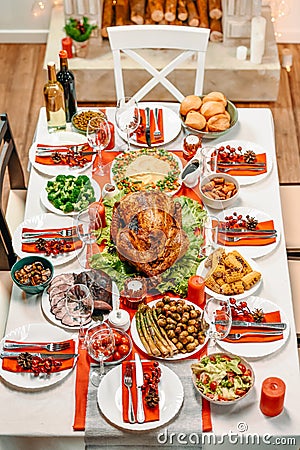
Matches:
[[179, 91, 238, 139]]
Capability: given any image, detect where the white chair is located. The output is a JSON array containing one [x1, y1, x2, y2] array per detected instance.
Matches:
[[287, 258, 300, 350], [280, 184, 300, 253], [107, 25, 210, 102]]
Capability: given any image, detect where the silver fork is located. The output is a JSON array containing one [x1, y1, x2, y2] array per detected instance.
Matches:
[[218, 167, 265, 173], [224, 234, 277, 243], [22, 228, 76, 239], [3, 341, 71, 352], [227, 331, 283, 340], [153, 108, 161, 139], [124, 364, 136, 423]]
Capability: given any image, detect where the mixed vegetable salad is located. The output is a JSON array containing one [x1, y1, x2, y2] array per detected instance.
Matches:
[[191, 353, 253, 402]]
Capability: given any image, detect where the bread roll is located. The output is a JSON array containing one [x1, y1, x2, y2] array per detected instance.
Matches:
[[185, 110, 206, 130], [200, 101, 225, 119], [207, 114, 230, 132], [202, 91, 227, 107], [180, 95, 202, 116]]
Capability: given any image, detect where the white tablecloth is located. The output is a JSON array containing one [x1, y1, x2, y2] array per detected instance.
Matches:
[[0, 106, 299, 450]]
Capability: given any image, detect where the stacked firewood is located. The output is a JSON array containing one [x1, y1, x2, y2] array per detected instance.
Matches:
[[101, 0, 223, 42]]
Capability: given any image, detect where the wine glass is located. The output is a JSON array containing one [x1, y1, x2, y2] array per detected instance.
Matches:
[[115, 97, 140, 152], [86, 322, 115, 386], [199, 215, 219, 258], [75, 205, 102, 269], [200, 146, 218, 178], [204, 297, 232, 350], [65, 284, 94, 348], [87, 117, 111, 176]]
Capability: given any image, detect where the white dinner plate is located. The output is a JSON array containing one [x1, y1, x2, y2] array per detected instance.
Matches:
[[40, 177, 101, 216], [131, 298, 208, 360], [216, 207, 281, 259], [29, 131, 93, 177], [13, 213, 82, 267], [97, 363, 184, 431], [41, 277, 119, 331], [196, 249, 263, 301], [215, 140, 273, 186], [218, 296, 290, 358], [117, 106, 182, 147], [0, 323, 77, 390]]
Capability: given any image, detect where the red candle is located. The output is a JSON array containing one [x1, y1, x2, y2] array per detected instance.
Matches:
[[187, 275, 205, 307], [106, 121, 115, 150], [62, 37, 73, 59], [260, 377, 286, 417]]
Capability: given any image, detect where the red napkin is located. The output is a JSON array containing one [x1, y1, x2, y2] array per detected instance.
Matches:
[[217, 153, 267, 176], [218, 220, 277, 247], [2, 339, 76, 373], [73, 347, 90, 431], [136, 109, 164, 145], [224, 311, 283, 343], [121, 361, 160, 423], [21, 226, 82, 254], [35, 143, 92, 166]]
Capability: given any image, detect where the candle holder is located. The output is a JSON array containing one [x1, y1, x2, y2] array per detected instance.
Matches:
[[260, 377, 286, 417]]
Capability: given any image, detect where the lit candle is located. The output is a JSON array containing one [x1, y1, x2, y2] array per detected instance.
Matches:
[[188, 275, 205, 307], [236, 46, 247, 61], [281, 48, 293, 72], [250, 15, 266, 64], [260, 377, 286, 417]]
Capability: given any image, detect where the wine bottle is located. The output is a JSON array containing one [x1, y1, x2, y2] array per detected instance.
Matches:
[[57, 50, 77, 122], [44, 62, 66, 132]]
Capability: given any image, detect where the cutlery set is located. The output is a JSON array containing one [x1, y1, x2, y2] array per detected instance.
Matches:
[[0, 341, 77, 360], [123, 354, 145, 424], [144, 107, 162, 147]]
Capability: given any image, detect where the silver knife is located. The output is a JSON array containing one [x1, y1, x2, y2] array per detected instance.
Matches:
[[0, 352, 78, 360], [145, 107, 152, 148], [218, 228, 277, 234], [135, 353, 145, 424], [217, 321, 286, 330]]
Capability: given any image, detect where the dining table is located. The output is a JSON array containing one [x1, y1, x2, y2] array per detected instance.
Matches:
[[0, 103, 299, 450]]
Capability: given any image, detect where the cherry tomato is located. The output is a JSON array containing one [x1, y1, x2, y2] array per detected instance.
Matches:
[[113, 351, 121, 361], [200, 373, 210, 384], [235, 388, 247, 397], [118, 344, 130, 356], [113, 331, 122, 346], [209, 355, 216, 363], [120, 336, 130, 346], [238, 363, 247, 374], [244, 369, 252, 377], [210, 381, 217, 391], [105, 354, 113, 362]]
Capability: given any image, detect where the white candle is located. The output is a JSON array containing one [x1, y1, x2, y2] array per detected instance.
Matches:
[[250, 15, 266, 64], [88, 0, 97, 15], [64, 0, 73, 14], [236, 45, 247, 61], [76, 0, 85, 15], [281, 48, 293, 71]]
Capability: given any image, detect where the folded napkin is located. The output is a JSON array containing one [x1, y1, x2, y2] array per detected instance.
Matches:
[[35, 143, 92, 166], [136, 108, 164, 144], [217, 153, 267, 176], [2, 339, 76, 373], [21, 226, 82, 254], [121, 361, 159, 423], [224, 311, 283, 343], [218, 220, 277, 246], [73, 347, 90, 431]]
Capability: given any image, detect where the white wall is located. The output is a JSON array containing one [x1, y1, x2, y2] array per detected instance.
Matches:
[[0, 0, 299, 43]]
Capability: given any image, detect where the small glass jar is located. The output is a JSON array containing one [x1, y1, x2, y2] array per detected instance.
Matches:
[[121, 277, 147, 310], [182, 134, 202, 161]]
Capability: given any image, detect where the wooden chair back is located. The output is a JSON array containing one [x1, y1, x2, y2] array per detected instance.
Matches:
[[107, 25, 210, 102]]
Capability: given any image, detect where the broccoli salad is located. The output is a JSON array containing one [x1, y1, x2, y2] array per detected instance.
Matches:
[[191, 354, 253, 402], [46, 174, 96, 214]]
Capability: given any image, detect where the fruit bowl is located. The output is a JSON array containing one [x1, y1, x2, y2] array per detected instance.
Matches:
[[191, 352, 254, 405]]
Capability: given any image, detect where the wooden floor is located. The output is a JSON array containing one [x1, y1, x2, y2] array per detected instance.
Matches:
[[0, 43, 299, 184]]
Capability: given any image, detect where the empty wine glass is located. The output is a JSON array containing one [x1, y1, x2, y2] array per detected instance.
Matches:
[[204, 297, 232, 350], [65, 284, 94, 347], [75, 205, 102, 269], [87, 116, 111, 176], [86, 322, 115, 386], [115, 97, 140, 152], [200, 146, 218, 178], [199, 215, 219, 258]]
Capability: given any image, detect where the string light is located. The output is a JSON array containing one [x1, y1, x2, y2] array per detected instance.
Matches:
[[31, 0, 47, 16]]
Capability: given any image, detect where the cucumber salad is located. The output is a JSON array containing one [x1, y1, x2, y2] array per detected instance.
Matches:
[[191, 353, 253, 402]]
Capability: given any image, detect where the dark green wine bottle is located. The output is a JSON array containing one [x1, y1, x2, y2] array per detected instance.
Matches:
[[57, 50, 77, 122]]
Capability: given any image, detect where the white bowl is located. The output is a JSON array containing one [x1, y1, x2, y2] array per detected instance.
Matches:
[[199, 172, 239, 210]]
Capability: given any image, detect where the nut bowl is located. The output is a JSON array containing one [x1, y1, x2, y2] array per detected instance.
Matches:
[[180, 97, 238, 140], [11, 255, 54, 295], [191, 352, 255, 405], [71, 110, 106, 134], [199, 172, 239, 210]]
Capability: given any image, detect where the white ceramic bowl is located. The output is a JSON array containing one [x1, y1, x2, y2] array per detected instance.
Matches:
[[191, 352, 255, 405], [199, 172, 239, 210]]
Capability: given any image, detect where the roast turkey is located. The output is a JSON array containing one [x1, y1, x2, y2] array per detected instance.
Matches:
[[110, 191, 189, 277]]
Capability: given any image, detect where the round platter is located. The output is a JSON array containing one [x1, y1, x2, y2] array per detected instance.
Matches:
[[97, 363, 184, 431]]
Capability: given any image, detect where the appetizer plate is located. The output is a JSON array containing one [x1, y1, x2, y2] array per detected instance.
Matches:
[[215, 140, 273, 186], [216, 207, 281, 259], [13, 213, 82, 267], [41, 279, 119, 331], [117, 106, 182, 147], [218, 296, 290, 358], [40, 177, 101, 216], [0, 323, 77, 390], [131, 298, 208, 360], [196, 250, 263, 301], [29, 131, 93, 177], [97, 363, 184, 431]]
